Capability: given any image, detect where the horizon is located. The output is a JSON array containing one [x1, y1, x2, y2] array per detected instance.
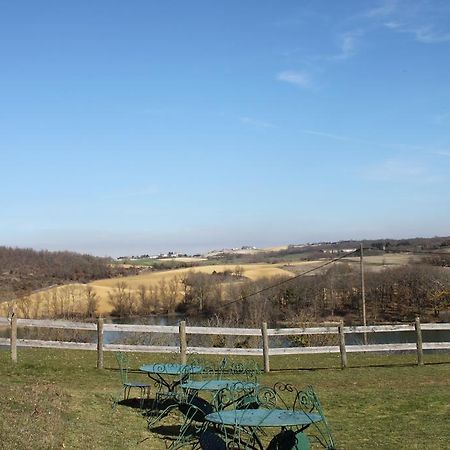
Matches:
[[1, 1, 450, 257], [3, 232, 449, 259]]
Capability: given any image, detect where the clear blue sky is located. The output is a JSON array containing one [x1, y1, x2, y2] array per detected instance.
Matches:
[[1, 0, 449, 257]]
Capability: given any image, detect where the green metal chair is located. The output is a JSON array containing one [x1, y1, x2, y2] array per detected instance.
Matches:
[[213, 382, 261, 411], [114, 351, 151, 409], [264, 384, 335, 449], [208, 384, 335, 450], [163, 393, 216, 449]]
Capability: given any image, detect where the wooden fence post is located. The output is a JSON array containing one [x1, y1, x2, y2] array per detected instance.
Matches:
[[338, 320, 347, 369], [10, 313, 17, 363], [360, 243, 368, 345], [97, 317, 104, 369], [261, 322, 270, 373], [179, 320, 187, 364], [415, 316, 424, 366]]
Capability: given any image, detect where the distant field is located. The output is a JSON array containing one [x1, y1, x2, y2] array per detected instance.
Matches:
[[89, 263, 295, 313], [22, 253, 417, 315], [18, 263, 296, 315], [117, 256, 208, 267], [343, 253, 420, 266], [94, 263, 294, 289]]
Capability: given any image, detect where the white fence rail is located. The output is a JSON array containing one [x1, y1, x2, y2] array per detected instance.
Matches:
[[1, 316, 450, 371]]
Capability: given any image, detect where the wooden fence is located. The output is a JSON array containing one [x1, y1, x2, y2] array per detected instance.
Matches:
[[1, 316, 449, 372]]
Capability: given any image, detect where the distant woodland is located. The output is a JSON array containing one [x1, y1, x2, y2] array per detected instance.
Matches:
[[2, 239, 450, 325], [102, 255, 450, 326], [0, 246, 135, 301]]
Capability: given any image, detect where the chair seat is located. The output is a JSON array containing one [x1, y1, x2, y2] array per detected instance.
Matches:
[[124, 381, 151, 388]]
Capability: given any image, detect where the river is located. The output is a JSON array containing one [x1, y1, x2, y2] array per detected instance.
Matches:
[[1, 315, 450, 350]]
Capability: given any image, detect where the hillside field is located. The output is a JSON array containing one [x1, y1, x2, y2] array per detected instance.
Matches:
[[15, 253, 417, 316]]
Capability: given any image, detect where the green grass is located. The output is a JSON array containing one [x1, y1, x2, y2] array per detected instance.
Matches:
[[1, 349, 450, 449]]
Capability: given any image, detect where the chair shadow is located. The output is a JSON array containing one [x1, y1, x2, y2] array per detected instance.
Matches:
[[150, 424, 183, 438], [116, 398, 154, 409]]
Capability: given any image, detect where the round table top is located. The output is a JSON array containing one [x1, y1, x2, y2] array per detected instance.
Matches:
[[205, 409, 322, 427], [181, 380, 258, 392], [139, 363, 203, 376]]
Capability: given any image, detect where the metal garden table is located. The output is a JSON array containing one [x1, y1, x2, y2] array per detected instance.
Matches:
[[205, 408, 323, 449], [140, 363, 203, 394], [181, 380, 258, 393]]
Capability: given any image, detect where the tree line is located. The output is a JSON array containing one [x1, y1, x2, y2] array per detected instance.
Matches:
[[108, 259, 450, 325], [3, 252, 450, 326], [0, 246, 136, 302]]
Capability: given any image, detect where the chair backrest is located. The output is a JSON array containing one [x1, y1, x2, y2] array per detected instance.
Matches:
[[185, 355, 226, 380], [227, 359, 261, 383], [186, 356, 261, 382], [114, 351, 129, 384], [268, 384, 336, 449], [213, 382, 261, 411]]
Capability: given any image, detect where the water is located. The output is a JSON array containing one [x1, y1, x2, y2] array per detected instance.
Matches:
[[1, 315, 450, 351], [345, 329, 450, 345]]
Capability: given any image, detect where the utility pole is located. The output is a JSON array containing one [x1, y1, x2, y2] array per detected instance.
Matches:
[[360, 243, 367, 345]]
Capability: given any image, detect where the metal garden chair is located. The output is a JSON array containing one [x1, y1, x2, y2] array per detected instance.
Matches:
[[258, 384, 335, 449], [168, 394, 216, 449], [170, 383, 258, 448], [203, 384, 335, 450], [114, 351, 151, 409]]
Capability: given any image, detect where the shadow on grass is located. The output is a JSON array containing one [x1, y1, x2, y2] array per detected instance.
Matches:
[[270, 366, 340, 372], [105, 367, 147, 374], [270, 359, 450, 372], [116, 398, 154, 409], [149, 424, 182, 438], [138, 424, 188, 447]]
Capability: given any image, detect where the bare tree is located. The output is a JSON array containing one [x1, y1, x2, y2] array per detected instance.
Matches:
[[84, 286, 98, 318], [108, 282, 136, 317]]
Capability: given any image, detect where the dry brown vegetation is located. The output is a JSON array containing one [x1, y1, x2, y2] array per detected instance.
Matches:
[[3, 247, 450, 327]]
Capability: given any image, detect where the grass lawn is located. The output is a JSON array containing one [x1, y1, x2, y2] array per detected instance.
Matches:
[[1, 349, 450, 449]]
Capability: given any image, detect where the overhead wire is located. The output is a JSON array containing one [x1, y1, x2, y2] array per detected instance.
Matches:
[[216, 246, 449, 310], [217, 249, 359, 309]]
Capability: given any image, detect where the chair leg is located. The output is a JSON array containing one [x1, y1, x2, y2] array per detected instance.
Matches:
[[140, 387, 145, 409]]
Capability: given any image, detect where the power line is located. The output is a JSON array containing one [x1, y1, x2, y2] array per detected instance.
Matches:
[[217, 249, 359, 309]]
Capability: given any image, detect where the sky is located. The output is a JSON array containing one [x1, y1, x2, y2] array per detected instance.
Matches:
[[1, 0, 450, 257]]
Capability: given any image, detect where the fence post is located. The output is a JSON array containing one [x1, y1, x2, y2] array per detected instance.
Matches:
[[97, 317, 104, 369], [338, 320, 347, 369], [179, 320, 187, 364], [415, 316, 424, 366], [261, 322, 270, 373], [360, 243, 367, 345], [10, 313, 17, 363]]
